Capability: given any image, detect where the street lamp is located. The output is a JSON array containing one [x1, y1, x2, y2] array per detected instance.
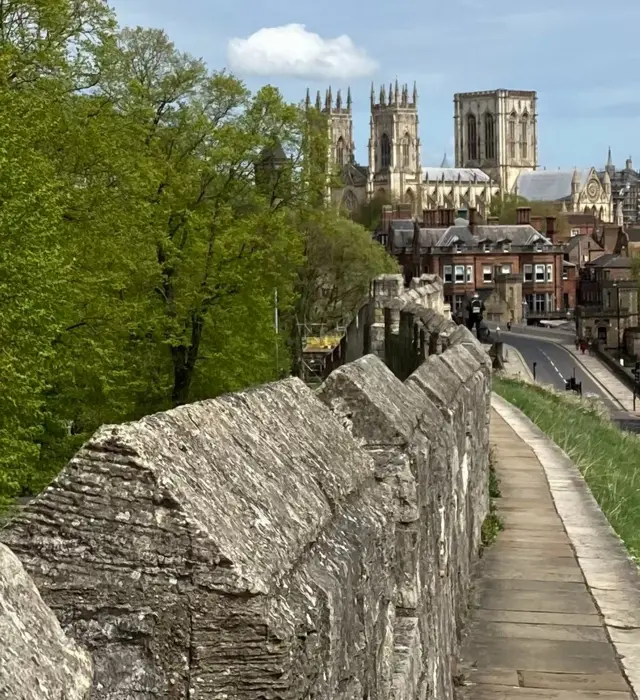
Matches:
[[613, 282, 621, 359]]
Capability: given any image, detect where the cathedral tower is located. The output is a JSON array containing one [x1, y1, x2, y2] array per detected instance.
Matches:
[[369, 80, 422, 213], [453, 89, 538, 193], [311, 86, 355, 169]]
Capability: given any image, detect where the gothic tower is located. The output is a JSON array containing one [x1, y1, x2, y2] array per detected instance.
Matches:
[[310, 86, 355, 169], [368, 80, 422, 213], [453, 89, 538, 193]]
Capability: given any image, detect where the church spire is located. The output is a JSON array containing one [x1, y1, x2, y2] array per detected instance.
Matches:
[[394, 78, 399, 104], [370, 82, 375, 107], [305, 88, 310, 109], [325, 86, 332, 110], [336, 88, 342, 109], [347, 86, 352, 111], [413, 80, 418, 106], [606, 146, 614, 173], [388, 82, 393, 105], [315, 90, 321, 110]]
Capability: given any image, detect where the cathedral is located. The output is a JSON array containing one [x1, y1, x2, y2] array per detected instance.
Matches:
[[314, 84, 614, 222]]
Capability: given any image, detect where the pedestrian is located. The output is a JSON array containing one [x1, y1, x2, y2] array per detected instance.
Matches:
[[580, 340, 586, 354], [507, 321, 512, 331]]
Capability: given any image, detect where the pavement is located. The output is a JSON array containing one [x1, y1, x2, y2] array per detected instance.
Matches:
[[458, 398, 640, 699], [491, 325, 640, 433]]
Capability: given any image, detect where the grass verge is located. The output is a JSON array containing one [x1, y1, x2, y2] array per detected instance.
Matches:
[[493, 375, 640, 561], [480, 446, 503, 554]]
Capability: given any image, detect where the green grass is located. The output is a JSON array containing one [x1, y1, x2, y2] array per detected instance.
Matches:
[[480, 446, 504, 554], [493, 375, 640, 561]]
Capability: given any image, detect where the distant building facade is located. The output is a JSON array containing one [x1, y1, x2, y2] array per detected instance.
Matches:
[[313, 85, 613, 222], [601, 150, 640, 224], [378, 205, 572, 323], [453, 89, 538, 193]]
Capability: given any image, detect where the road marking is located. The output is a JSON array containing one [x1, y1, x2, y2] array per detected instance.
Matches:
[[540, 350, 567, 382]]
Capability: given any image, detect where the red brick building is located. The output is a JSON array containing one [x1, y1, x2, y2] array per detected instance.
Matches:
[[380, 205, 573, 320]]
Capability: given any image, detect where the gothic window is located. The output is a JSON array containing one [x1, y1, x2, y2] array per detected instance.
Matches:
[[466, 114, 478, 161], [402, 132, 410, 169], [336, 137, 345, 165], [406, 188, 415, 213], [508, 112, 517, 160], [484, 113, 495, 160], [520, 113, 529, 160], [342, 189, 358, 214], [381, 133, 391, 169]]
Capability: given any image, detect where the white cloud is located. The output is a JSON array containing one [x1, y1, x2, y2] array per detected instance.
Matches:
[[227, 24, 378, 79]]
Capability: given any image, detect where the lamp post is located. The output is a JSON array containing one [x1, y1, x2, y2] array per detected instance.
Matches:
[[613, 282, 621, 359]]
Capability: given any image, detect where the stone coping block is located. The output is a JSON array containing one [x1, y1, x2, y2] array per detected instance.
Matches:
[[0, 543, 93, 700]]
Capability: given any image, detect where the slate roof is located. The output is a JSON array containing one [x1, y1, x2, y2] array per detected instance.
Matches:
[[341, 161, 368, 186], [516, 169, 591, 201], [422, 167, 491, 183], [389, 221, 553, 253], [564, 235, 603, 253], [586, 253, 632, 268]]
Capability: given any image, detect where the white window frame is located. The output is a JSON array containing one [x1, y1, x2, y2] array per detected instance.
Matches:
[[482, 265, 492, 283], [571, 228, 580, 237], [454, 265, 465, 283], [523, 264, 533, 282], [443, 265, 452, 283], [546, 264, 553, 282], [501, 263, 512, 274], [535, 264, 545, 282], [466, 264, 474, 283]]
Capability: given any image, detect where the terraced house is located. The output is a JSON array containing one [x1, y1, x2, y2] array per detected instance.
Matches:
[[380, 205, 574, 323]]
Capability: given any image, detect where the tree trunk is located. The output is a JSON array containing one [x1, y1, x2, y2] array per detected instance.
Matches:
[[170, 311, 204, 407]]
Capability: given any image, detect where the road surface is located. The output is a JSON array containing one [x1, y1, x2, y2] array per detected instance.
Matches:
[[500, 330, 640, 434]]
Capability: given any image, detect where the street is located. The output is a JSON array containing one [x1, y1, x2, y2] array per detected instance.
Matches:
[[499, 330, 640, 434]]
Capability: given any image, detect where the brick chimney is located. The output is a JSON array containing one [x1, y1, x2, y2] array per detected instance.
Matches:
[[516, 207, 531, 225], [381, 205, 393, 232], [546, 216, 556, 241], [468, 207, 478, 235], [530, 215, 544, 232], [423, 209, 435, 227], [397, 203, 412, 219], [446, 208, 456, 227]]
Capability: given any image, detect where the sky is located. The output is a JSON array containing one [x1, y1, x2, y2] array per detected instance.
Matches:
[[110, 0, 640, 171]]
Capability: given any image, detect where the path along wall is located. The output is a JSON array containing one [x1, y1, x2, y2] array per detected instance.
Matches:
[[0, 275, 491, 700]]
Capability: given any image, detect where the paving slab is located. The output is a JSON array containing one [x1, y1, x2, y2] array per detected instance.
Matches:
[[457, 407, 635, 699]]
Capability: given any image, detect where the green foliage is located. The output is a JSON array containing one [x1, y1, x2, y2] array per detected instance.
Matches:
[[352, 191, 392, 230], [0, 3, 390, 505], [490, 193, 569, 237], [493, 376, 640, 561], [480, 448, 503, 554]]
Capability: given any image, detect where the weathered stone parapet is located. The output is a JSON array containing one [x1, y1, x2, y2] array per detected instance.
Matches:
[[0, 543, 93, 700], [0, 296, 490, 699]]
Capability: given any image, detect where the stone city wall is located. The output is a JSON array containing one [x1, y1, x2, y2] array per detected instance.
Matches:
[[0, 274, 491, 700]]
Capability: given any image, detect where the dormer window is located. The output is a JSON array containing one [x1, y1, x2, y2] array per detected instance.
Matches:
[[455, 242, 463, 253], [534, 242, 543, 252], [502, 241, 511, 253], [483, 241, 491, 253]]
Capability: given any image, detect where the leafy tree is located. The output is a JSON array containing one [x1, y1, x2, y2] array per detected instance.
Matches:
[[352, 191, 393, 230], [490, 193, 569, 237]]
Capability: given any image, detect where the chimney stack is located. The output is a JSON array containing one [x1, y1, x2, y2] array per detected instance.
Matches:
[[546, 216, 556, 241], [530, 215, 544, 232], [381, 204, 393, 232], [423, 209, 436, 227], [446, 208, 456, 227], [487, 216, 499, 225], [468, 207, 478, 235], [516, 207, 531, 225]]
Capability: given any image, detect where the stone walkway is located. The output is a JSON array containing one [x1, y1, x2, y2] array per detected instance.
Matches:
[[562, 343, 638, 414], [457, 409, 634, 699]]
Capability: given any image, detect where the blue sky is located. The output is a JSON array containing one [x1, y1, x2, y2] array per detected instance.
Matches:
[[110, 0, 640, 171]]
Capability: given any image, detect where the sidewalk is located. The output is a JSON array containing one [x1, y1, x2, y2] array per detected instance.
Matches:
[[502, 344, 534, 383], [562, 343, 638, 414], [457, 403, 637, 699]]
